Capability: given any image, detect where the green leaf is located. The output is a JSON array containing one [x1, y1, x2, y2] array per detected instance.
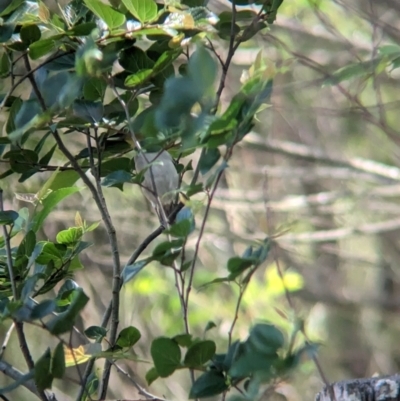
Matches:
[[34, 348, 53, 390], [145, 367, 159, 385], [248, 324, 284, 355], [20, 24, 41, 45], [0, 23, 14, 43], [189, 370, 228, 399], [31, 299, 56, 319], [116, 326, 141, 348], [184, 340, 216, 368], [164, 211, 193, 238], [5, 97, 22, 134], [198, 148, 220, 175], [85, 326, 107, 342], [46, 288, 89, 334], [29, 38, 58, 60], [124, 69, 153, 87], [205, 321, 216, 332], [35, 241, 66, 265], [119, 46, 154, 73], [67, 22, 97, 36], [151, 337, 181, 377], [30, 187, 81, 232], [83, 77, 107, 101], [51, 341, 66, 379], [0, 0, 24, 17], [47, 170, 81, 191], [121, 0, 157, 23], [0, 210, 19, 225], [72, 100, 103, 123], [100, 158, 131, 177], [188, 45, 217, 96], [0, 52, 10, 77], [83, 0, 125, 30], [122, 259, 149, 284], [56, 227, 83, 245], [101, 170, 132, 189], [173, 334, 192, 348], [152, 239, 184, 266], [227, 256, 254, 278]]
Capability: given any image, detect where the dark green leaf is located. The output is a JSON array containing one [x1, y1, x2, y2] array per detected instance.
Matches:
[[184, 340, 216, 368], [151, 337, 181, 377], [51, 341, 66, 379], [73, 100, 103, 123], [83, 77, 107, 101], [205, 321, 216, 332], [85, 325, 107, 342], [67, 22, 97, 36], [116, 326, 141, 348], [173, 334, 192, 348], [101, 170, 133, 189], [198, 148, 220, 175], [31, 299, 56, 319], [34, 348, 53, 390], [248, 323, 284, 355], [152, 239, 184, 266], [120, 47, 154, 73], [5, 97, 22, 134], [0, 23, 14, 43], [189, 370, 228, 399], [145, 367, 159, 385], [0, 210, 18, 225], [47, 288, 89, 334], [100, 158, 131, 177], [227, 256, 254, 277], [20, 24, 41, 45], [122, 259, 149, 284], [165, 214, 193, 238]]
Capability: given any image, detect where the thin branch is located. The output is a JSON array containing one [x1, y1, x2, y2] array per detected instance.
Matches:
[[243, 134, 400, 183], [0, 359, 40, 398], [21, 53, 121, 401], [112, 362, 169, 401], [0, 51, 74, 111]]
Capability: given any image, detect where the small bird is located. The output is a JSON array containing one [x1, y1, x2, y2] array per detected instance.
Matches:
[[134, 150, 179, 223]]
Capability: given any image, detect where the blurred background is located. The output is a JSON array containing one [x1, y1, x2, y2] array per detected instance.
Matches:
[[2, 0, 400, 400]]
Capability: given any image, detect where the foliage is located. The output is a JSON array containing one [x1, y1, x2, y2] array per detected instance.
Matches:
[[0, 0, 319, 399]]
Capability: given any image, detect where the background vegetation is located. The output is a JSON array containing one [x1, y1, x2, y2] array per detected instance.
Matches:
[[1, 0, 400, 400]]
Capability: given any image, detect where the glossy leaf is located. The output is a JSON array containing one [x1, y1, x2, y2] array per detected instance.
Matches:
[[0, 210, 18, 225], [83, 0, 125, 29], [116, 326, 141, 348], [189, 370, 228, 399], [85, 325, 107, 342]]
